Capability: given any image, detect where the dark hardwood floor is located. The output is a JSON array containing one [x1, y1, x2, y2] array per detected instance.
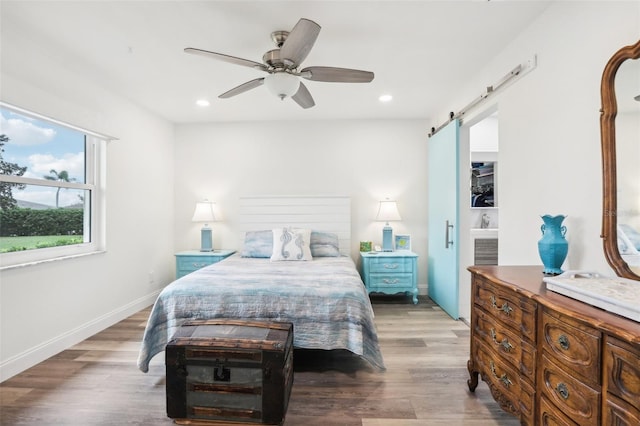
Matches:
[[0, 296, 518, 425]]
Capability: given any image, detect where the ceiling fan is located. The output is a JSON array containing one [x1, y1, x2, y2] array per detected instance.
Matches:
[[184, 18, 375, 109]]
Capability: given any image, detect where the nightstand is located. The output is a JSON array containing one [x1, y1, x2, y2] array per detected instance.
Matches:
[[360, 251, 419, 304], [175, 250, 235, 279]]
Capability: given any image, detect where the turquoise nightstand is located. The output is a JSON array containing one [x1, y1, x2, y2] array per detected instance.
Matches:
[[175, 250, 235, 279], [360, 251, 419, 304]]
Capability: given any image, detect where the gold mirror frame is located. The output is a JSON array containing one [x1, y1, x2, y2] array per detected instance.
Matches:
[[600, 39, 640, 280]]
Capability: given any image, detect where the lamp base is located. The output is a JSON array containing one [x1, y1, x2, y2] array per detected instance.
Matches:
[[382, 226, 393, 252], [200, 227, 213, 252]]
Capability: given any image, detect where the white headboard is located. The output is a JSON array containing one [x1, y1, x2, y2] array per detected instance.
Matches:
[[238, 195, 351, 256]]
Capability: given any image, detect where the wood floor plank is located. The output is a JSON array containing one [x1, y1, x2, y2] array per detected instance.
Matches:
[[0, 296, 518, 425]]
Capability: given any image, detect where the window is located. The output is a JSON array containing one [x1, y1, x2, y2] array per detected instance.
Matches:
[[0, 103, 109, 268]]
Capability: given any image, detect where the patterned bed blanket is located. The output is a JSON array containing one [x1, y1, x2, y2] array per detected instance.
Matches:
[[137, 254, 385, 371]]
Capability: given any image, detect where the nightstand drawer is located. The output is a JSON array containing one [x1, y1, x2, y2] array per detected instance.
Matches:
[[176, 256, 215, 273], [366, 257, 414, 273], [175, 250, 235, 279], [369, 273, 413, 288]]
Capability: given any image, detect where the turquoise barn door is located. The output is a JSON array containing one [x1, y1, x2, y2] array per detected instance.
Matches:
[[427, 120, 460, 319]]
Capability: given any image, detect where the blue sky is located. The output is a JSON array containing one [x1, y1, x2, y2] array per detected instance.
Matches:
[[1, 107, 86, 207]]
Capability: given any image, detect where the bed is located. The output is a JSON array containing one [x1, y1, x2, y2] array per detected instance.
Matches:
[[137, 196, 385, 372]]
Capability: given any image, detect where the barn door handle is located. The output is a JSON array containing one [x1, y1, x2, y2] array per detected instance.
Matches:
[[445, 220, 454, 248]]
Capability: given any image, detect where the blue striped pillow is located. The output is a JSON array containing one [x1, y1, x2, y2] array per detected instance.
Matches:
[[241, 230, 273, 258], [310, 231, 340, 257], [241, 229, 341, 258]]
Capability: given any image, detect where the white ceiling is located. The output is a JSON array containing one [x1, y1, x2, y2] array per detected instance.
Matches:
[[1, 1, 553, 124]]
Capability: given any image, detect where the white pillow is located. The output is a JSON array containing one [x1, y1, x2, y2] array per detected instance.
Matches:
[[271, 228, 312, 261]]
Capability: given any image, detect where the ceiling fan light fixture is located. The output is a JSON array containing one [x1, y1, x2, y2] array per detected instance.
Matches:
[[265, 72, 300, 100], [185, 18, 373, 109]]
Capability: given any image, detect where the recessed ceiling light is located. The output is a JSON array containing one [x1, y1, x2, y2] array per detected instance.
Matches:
[[379, 94, 393, 103], [196, 99, 210, 107]]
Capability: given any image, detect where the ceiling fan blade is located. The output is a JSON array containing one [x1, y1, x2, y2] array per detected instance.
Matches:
[[301, 66, 374, 83], [292, 82, 315, 109], [219, 78, 265, 99], [279, 18, 321, 67], [185, 47, 268, 71]]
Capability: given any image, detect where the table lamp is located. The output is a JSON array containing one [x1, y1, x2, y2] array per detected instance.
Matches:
[[192, 200, 216, 251], [376, 199, 401, 251]]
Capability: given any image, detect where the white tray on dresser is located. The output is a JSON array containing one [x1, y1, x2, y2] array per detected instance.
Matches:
[[544, 271, 640, 322]]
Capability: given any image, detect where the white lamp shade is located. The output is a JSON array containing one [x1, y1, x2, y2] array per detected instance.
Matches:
[[376, 200, 402, 222], [192, 201, 216, 223], [264, 72, 300, 99]]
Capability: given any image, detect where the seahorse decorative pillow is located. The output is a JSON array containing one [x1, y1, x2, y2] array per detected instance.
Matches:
[[271, 227, 312, 261]]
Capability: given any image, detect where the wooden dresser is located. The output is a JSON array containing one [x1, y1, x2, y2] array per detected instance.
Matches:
[[467, 266, 640, 426]]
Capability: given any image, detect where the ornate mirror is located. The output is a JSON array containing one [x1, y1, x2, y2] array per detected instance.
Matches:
[[601, 39, 640, 280]]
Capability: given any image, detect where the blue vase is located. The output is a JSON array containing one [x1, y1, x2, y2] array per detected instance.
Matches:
[[538, 215, 568, 276]]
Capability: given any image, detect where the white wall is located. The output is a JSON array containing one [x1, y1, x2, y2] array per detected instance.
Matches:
[[470, 115, 499, 153], [0, 23, 176, 381], [173, 119, 429, 283], [446, 0, 639, 321]]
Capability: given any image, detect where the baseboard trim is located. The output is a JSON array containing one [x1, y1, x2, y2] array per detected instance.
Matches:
[[0, 290, 160, 382]]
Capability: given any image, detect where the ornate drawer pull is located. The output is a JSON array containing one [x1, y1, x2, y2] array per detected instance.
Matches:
[[490, 361, 512, 388], [382, 278, 400, 284], [501, 303, 513, 315], [489, 295, 513, 316], [558, 334, 570, 350], [192, 262, 207, 267], [383, 263, 399, 269], [490, 328, 514, 352], [556, 382, 570, 400]]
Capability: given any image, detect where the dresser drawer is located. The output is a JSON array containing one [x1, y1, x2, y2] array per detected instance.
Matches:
[[472, 307, 536, 382], [604, 336, 640, 411], [473, 277, 537, 343], [368, 273, 413, 288], [539, 395, 579, 426], [540, 353, 601, 426], [604, 392, 640, 426], [366, 257, 414, 273], [541, 307, 601, 384], [473, 339, 533, 420]]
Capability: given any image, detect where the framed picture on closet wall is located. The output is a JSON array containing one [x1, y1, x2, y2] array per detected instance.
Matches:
[[395, 235, 411, 251]]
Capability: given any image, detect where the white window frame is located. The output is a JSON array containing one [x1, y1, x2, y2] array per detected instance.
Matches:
[[0, 102, 112, 270]]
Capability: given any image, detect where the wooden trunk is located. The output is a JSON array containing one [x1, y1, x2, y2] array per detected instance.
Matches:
[[166, 319, 294, 425]]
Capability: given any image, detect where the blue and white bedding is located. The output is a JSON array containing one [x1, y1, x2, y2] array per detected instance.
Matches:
[[137, 253, 385, 371]]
